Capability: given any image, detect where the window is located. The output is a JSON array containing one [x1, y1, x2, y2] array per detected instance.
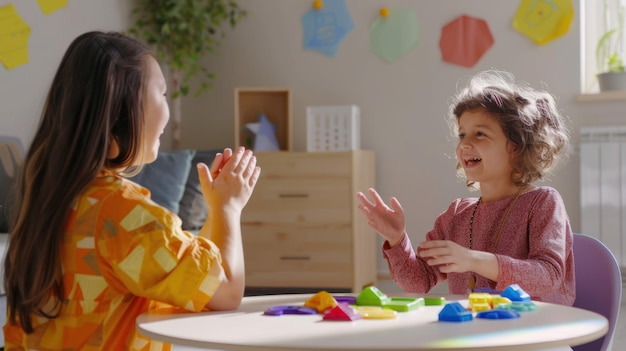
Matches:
[[580, 0, 625, 96]]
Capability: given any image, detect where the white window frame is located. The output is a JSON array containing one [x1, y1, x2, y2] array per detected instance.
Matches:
[[581, 0, 626, 94]]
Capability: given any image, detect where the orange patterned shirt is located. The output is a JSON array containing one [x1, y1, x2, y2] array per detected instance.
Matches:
[[4, 173, 224, 350]]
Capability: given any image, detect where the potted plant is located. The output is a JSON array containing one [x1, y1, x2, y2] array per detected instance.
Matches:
[[595, 0, 626, 91], [128, 0, 247, 149]]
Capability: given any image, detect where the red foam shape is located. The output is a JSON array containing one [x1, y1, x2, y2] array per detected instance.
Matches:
[[323, 304, 361, 321]]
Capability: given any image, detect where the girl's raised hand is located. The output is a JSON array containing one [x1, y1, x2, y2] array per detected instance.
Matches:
[[356, 188, 406, 247]]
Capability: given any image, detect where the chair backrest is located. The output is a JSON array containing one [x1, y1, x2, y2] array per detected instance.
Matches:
[[572, 233, 622, 351]]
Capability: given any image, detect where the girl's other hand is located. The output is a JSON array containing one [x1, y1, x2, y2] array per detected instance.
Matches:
[[356, 188, 406, 247], [418, 240, 473, 273]]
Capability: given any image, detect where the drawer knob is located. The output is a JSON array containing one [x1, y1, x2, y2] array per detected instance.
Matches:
[[278, 193, 309, 198]]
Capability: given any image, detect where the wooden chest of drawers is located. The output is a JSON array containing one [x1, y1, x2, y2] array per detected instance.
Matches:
[[242, 151, 377, 292]]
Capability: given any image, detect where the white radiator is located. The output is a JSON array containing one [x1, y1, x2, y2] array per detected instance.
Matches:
[[580, 126, 626, 267]]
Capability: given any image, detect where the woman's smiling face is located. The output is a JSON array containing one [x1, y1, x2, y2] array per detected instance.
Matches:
[[140, 56, 169, 164]]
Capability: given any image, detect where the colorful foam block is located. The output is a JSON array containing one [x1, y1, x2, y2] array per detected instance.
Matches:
[[476, 308, 521, 320], [438, 302, 473, 322], [501, 284, 531, 302], [305, 291, 338, 313]]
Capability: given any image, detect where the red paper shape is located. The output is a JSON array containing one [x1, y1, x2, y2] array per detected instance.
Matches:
[[439, 15, 494, 68]]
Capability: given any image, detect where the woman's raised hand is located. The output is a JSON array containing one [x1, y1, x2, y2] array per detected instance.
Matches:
[[198, 146, 261, 213]]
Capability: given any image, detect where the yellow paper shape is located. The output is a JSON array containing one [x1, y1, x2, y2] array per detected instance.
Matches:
[[512, 0, 574, 45], [37, 0, 68, 15], [0, 4, 31, 69]]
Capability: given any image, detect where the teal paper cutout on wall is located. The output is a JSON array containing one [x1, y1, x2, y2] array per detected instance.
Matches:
[[370, 8, 419, 63], [301, 0, 354, 57]]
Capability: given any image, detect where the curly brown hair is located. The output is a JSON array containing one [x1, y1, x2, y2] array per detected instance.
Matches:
[[448, 70, 570, 189]]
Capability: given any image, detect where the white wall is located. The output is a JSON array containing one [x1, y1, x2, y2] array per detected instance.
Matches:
[[2, 0, 626, 275], [0, 0, 133, 143], [181, 0, 626, 274]]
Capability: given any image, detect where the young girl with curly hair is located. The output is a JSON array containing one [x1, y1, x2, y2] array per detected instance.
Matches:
[[357, 70, 574, 305]]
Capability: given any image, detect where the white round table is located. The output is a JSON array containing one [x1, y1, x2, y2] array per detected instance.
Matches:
[[136, 293, 608, 351]]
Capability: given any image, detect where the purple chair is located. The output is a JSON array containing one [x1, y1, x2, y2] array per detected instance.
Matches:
[[572, 233, 622, 351]]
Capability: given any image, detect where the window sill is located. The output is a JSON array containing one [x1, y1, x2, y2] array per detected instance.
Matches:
[[577, 90, 626, 102]]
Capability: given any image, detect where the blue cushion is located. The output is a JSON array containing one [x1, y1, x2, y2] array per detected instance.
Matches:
[[178, 149, 221, 230], [130, 150, 195, 214]]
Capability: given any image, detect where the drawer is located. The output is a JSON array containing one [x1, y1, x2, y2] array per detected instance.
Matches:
[[242, 224, 354, 288], [243, 178, 352, 223]]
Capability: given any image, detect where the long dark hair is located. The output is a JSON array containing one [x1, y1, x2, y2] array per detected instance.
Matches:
[[4, 31, 151, 332]]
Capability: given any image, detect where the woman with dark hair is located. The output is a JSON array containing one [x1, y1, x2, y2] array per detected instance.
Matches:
[[3, 30, 260, 350]]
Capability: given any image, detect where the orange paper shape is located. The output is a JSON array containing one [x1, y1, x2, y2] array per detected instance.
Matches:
[[512, 0, 574, 45], [439, 15, 494, 68]]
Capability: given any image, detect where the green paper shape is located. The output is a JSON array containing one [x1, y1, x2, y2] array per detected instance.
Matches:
[[370, 8, 419, 62]]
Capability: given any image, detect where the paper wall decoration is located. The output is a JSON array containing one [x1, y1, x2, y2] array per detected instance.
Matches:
[[439, 15, 494, 68], [301, 0, 354, 57], [37, 0, 68, 15], [512, 0, 574, 45], [370, 7, 419, 63], [0, 4, 31, 70]]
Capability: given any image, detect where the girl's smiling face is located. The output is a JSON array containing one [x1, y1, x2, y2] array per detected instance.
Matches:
[[456, 109, 515, 188]]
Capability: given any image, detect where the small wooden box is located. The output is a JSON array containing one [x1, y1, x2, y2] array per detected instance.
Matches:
[[234, 87, 292, 151]]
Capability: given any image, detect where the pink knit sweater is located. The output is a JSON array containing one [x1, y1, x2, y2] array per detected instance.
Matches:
[[383, 186, 575, 305]]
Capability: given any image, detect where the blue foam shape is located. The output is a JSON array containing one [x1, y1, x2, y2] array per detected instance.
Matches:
[[501, 284, 531, 302], [476, 308, 521, 320], [473, 287, 502, 294], [438, 302, 473, 322]]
